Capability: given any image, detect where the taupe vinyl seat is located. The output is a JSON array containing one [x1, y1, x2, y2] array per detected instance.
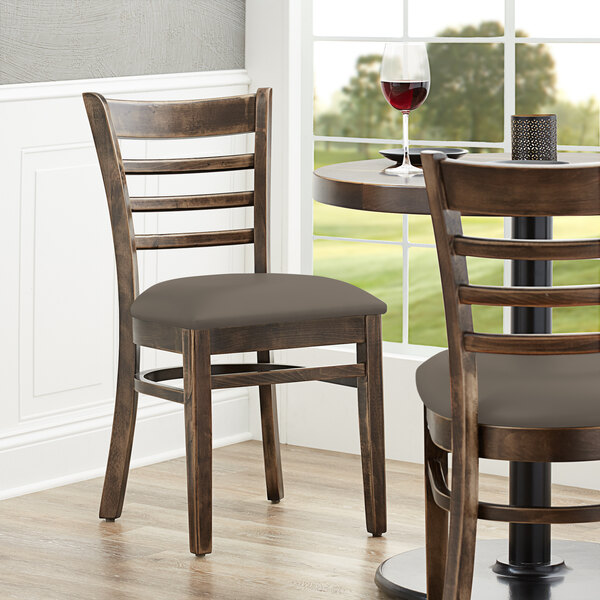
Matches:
[[417, 350, 600, 428], [131, 273, 386, 330]]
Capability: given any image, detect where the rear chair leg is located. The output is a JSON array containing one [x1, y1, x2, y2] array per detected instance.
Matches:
[[357, 315, 387, 536], [257, 350, 284, 502], [99, 340, 139, 520], [424, 410, 449, 600], [183, 329, 213, 556]]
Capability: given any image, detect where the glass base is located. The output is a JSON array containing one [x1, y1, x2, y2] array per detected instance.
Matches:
[[383, 162, 423, 176]]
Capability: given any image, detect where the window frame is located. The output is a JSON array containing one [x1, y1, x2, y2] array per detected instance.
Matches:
[[306, 0, 600, 353]]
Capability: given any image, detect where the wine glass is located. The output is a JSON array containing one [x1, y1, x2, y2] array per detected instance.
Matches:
[[380, 43, 430, 176]]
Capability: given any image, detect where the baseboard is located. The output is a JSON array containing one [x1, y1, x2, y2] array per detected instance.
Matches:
[[0, 390, 250, 500]]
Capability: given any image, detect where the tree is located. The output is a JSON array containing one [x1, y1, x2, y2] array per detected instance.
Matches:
[[314, 112, 343, 150], [411, 22, 556, 142], [337, 54, 395, 155], [315, 22, 558, 148], [552, 97, 599, 146]]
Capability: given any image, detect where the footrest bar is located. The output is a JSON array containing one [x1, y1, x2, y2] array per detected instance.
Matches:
[[135, 361, 365, 402], [427, 458, 600, 524]]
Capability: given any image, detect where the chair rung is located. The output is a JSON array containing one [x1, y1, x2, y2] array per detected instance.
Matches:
[[135, 229, 254, 250], [123, 154, 254, 175], [134, 362, 364, 403], [453, 236, 600, 260], [130, 192, 254, 212], [459, 284, 600, 307], [463, 332, 600, 354], [211, 363, 366, 389], [135, 368, 184, 403], [428, 460, 600, 524]]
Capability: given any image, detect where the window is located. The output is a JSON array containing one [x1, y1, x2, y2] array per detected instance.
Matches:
[[312, 0, 600, 349]]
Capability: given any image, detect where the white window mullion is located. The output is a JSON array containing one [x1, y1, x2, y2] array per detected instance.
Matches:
[[313, 135, 505, 149], [504, 0, 516, 151], [503, 0, 517, 333], [402, 214, 410, 347]]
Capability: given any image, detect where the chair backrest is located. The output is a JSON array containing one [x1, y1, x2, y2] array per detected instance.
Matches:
[[422, 151, 600, 458], [422, 152, 600, 359], [83, 89, 272, 327]]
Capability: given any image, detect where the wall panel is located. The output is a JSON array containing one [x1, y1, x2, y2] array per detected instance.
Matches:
[[0, 69, 253, 499]]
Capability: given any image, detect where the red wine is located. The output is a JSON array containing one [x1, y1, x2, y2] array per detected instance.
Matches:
[[381, 80, 429, 111]]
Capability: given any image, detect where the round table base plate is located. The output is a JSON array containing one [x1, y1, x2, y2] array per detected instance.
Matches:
[[375, 540, 600, 599]]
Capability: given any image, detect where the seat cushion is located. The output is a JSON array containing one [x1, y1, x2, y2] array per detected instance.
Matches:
[[131, 273, 386, 330], [416, 350, 600, 428]]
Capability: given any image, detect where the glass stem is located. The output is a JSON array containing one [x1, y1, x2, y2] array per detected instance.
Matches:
[[402, 111, 411, 167]]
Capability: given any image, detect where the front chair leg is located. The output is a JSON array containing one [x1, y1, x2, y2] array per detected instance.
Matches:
[[100, 339, 139, 520], [182, 329, 213, 556], [257, 350, 284, 502], [357, 315, 387, 536]]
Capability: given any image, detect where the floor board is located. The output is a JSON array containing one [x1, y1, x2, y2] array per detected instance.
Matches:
[[1, 441, 599, 599]]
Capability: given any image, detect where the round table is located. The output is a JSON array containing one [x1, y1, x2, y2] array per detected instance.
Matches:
[[313, 152, 600, 599]]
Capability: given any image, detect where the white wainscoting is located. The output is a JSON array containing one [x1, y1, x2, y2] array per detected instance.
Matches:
[[0, 70, 254, 499]]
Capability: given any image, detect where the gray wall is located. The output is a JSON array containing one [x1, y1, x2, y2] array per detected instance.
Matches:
[[0, 0, 245, 85]]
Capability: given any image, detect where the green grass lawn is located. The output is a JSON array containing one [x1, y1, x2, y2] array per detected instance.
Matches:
[[313, 148, 600, 346]]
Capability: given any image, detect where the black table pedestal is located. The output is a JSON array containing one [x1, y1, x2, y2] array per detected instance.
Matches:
[[375, 216, 600, 597], [508, 217, 554, 572]]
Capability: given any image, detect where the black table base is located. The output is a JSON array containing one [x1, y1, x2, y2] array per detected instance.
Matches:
[[375, 540, 600, 599]]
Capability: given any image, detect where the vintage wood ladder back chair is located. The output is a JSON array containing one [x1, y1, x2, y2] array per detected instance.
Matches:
[[83, 89, 386, 555], [420, 151, 600, 600]]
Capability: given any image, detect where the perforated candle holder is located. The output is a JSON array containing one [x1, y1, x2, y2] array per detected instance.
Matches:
[[511, 114, 557, 161]]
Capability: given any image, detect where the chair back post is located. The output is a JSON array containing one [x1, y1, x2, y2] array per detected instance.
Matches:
[[253, 88, 272, 274], [83, 92, 139, 321], [422, 151, 480, 488]]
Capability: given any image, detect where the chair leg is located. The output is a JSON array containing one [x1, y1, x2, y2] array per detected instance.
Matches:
[[257, 350, 284, 503], [99, 340, 139, 520], [424, 410, 449, 600], [443, 438, 479, 600], [357, 315, 387, 537], [182, 329, 213, 556]]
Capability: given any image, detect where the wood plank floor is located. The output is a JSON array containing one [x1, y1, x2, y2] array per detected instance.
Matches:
[[2, 441, 600, 599]]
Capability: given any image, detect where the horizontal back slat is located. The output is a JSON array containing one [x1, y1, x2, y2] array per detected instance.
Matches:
[[135, 229, 254, 250], [459, 284, 600, 307], [454, 236, 600, 260], [123, 154, 254, 175], [106, 95, 256, 138], [464, 332, 600, 355], [129, 192, 254, 212], [440, 159, 600, 216]]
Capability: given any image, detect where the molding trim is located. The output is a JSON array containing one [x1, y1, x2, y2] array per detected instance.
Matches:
[[0, 389, 251, 500], [0, 69, 250, 102], [0, 388, 243, 452]]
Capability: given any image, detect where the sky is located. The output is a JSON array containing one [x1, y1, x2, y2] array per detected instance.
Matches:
[[313, 0, 600, 109]]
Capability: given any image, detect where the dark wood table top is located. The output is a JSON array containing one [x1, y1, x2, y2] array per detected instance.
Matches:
[[313, 152, 600, 215]]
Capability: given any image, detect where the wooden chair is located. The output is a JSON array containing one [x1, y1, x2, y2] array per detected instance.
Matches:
[[83, 89, 386, 556], [420, 151, 600, 600]]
